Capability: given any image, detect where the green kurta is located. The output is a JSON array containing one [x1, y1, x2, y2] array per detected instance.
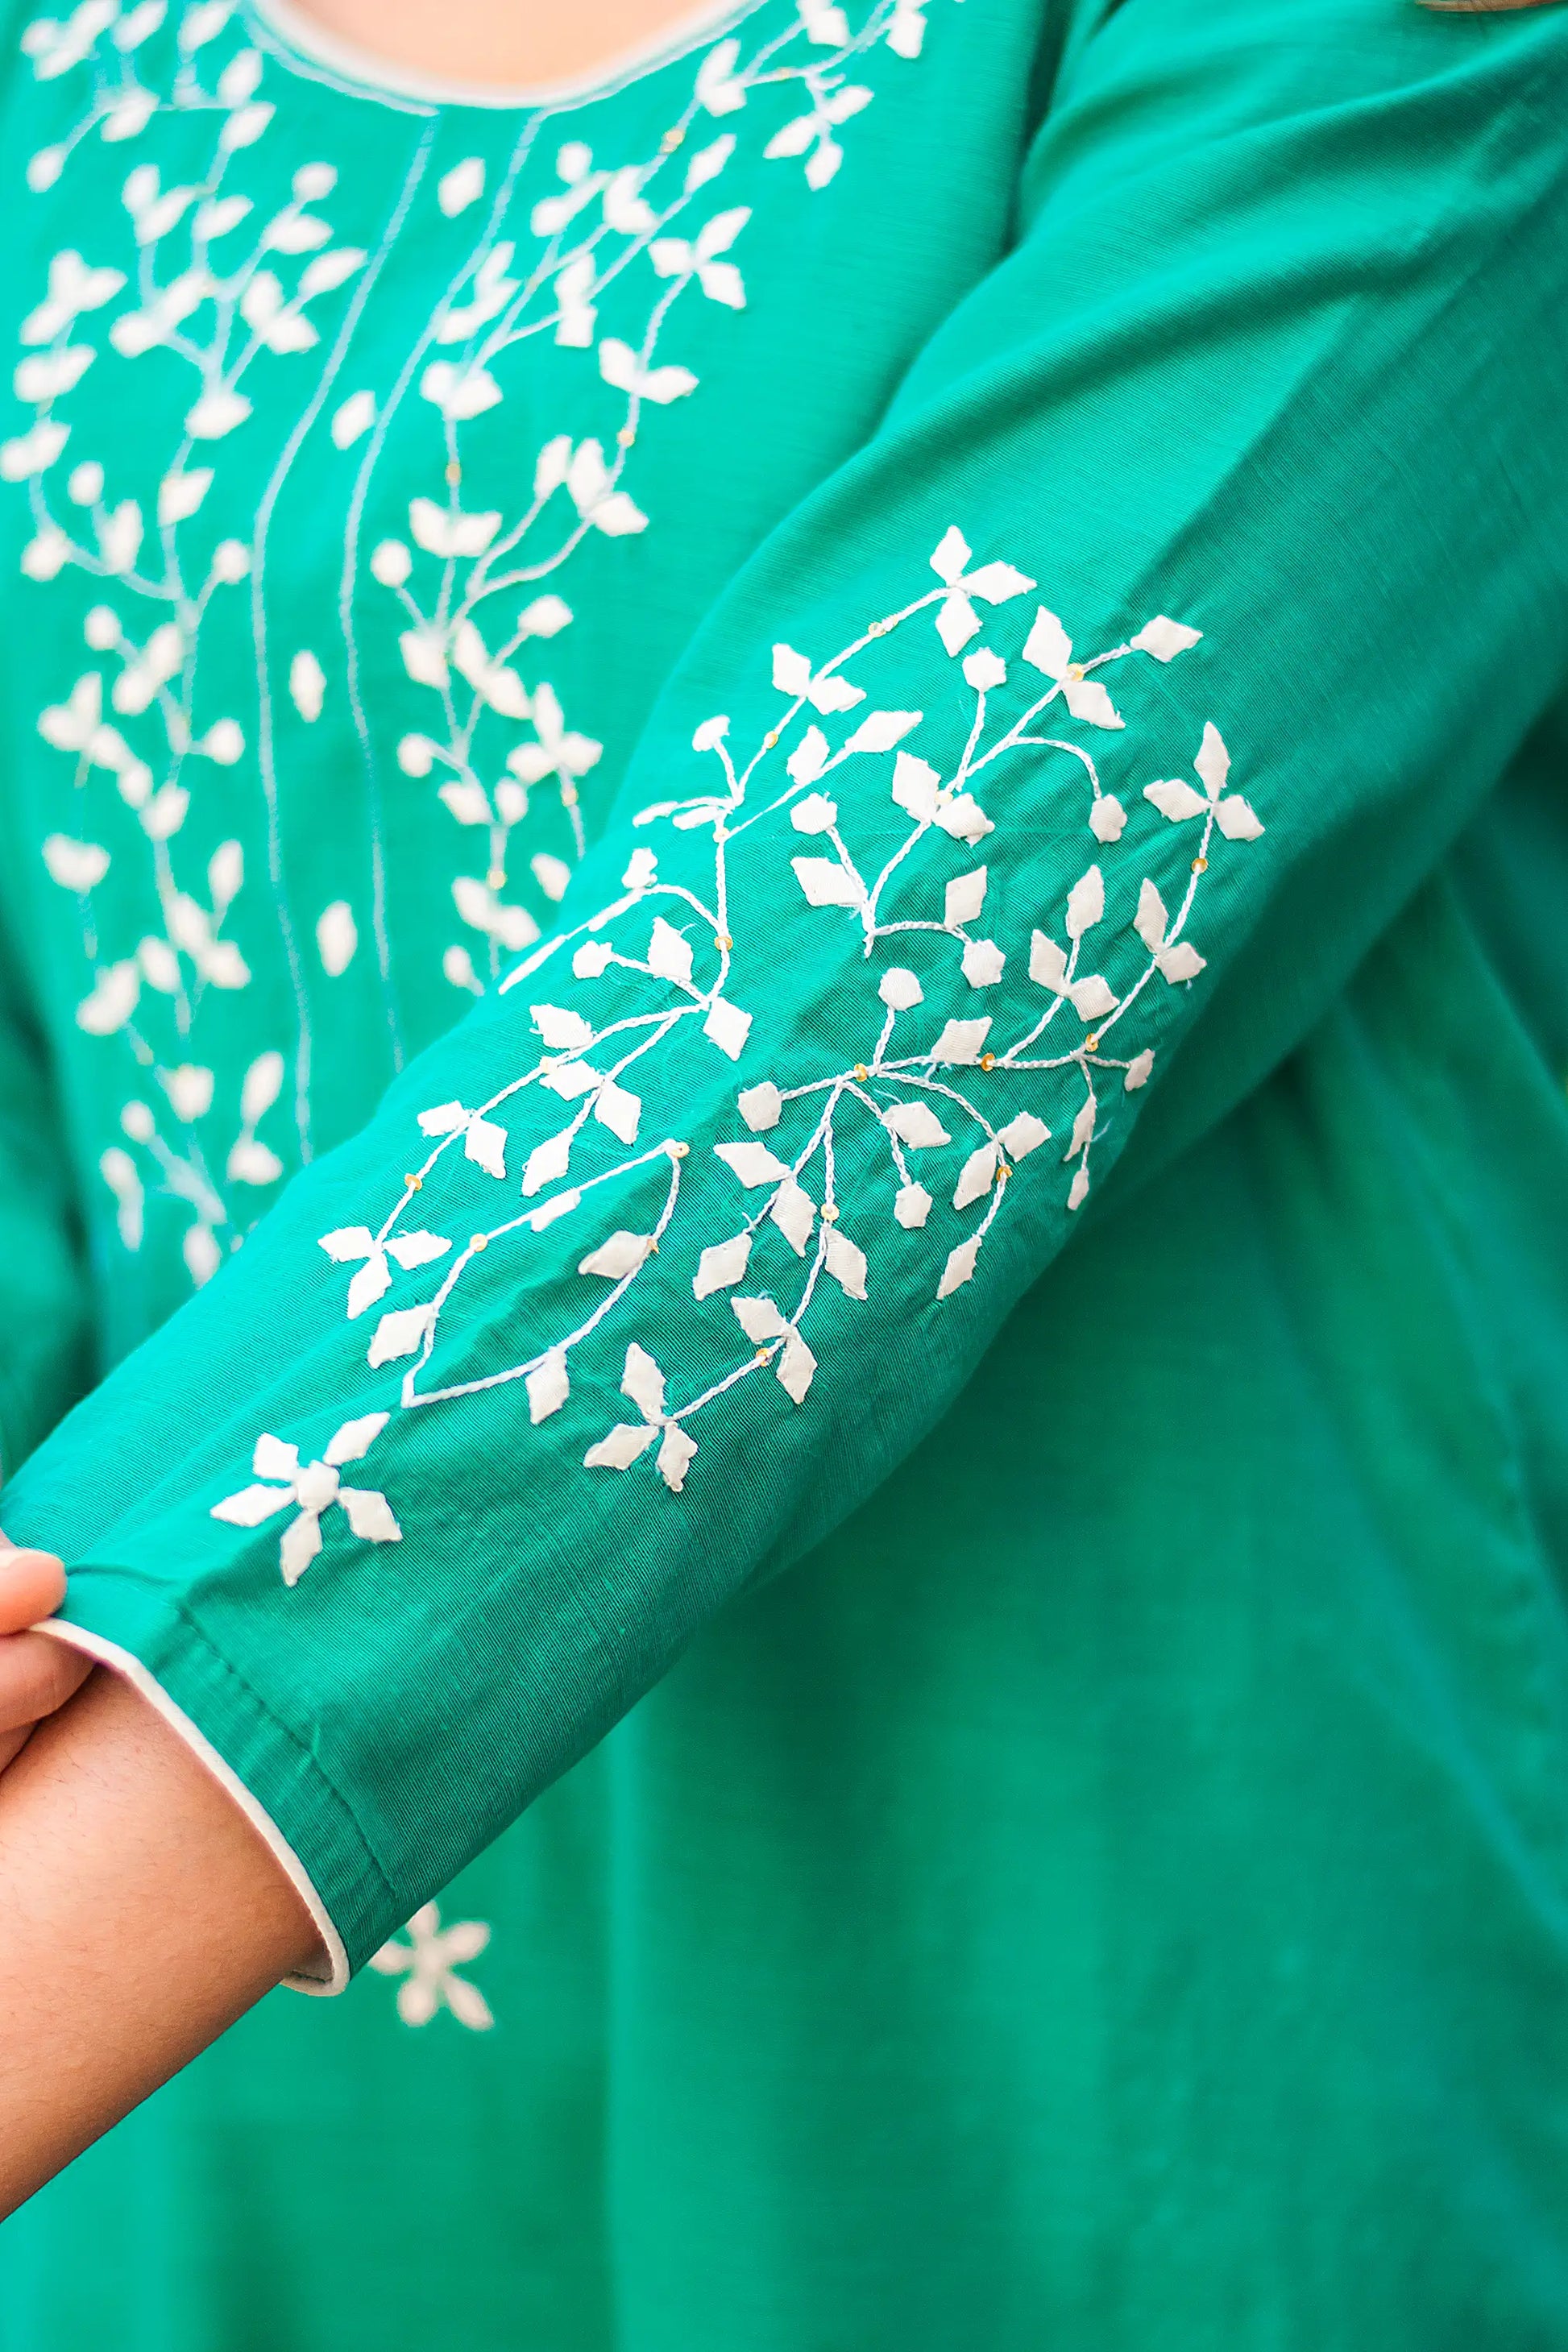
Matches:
[[2, 0, 1568, 2340]]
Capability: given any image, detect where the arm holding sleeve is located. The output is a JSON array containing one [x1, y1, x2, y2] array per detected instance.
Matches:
[[10, 0, 1568, 1977]]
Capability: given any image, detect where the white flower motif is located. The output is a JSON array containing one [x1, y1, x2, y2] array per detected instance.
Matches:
[[368, 1902, 494, 2030], [1143, 721, 1262, 840], [773, 638, 868, 717], [506, 682, 603, 789], [1022, 606, 1125, 729], [21, 0, 117, 83], [597, 338, 697, 406], [318, 1222, 454, 1318], [562, 438, 646, 537], [649, 206, 750, 309], [927, 525, 1035, 657], [419, 359, 503, 421], [209, 1414, 402, 1587], [763, 79, 874, 190], [584, 1343, 697, 1491], [20, 247, 125, 342]]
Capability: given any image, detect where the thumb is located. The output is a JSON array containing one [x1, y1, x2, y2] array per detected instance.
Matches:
[[0, 1533, 68, 1636]]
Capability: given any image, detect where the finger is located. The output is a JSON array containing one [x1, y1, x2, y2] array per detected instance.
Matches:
[[0, 1632, 92, 1734], [0, 1722, 32, 1773], [0, 1537, 68, 1635]]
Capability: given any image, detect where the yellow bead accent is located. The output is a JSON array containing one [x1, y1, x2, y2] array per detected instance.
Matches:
[[715, 933, 732, 951], [487, 866, 506, 890], [471, 1233, 487, 1251], [404, 1173, 421, 1190], [671, 1141, 690, 1158], [561, 782, 578, 807], [661, 126, 685, 151], [617, 425, 636, 448], [980, 1052, 997, 1071], [1193, 856, 1209, 873], [765, 730, 779, 749], [445, 461, 461, 487], [1085, 1034, 1100, 1052], [853, 1063, 869, 1081], [822, 1204, 839, 1223]]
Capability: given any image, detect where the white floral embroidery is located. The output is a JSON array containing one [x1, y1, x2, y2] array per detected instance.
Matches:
[[367, 1901, 494, 2030], [209, 1409, 401, 1583], [308, 527, 1261, 1512], [11, 0, 949, 1285], [10, 17, 371, 1272]]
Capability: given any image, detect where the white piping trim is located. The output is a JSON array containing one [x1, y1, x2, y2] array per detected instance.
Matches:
[[245, 0, 761, 111], [35, 1620, 350, 1996]]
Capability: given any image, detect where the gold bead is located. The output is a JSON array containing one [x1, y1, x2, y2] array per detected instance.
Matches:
[[998, 1163, 1012, 1181], [765, 730, 779, 749], [404, 1173, 422, 1190], [660, 126, 685, 152], [1085, 1034, 1099, 1052], [487, 866, 506, 890], [561, 782, 578, 807], [869, 620, 887, 637], [671, 1141, 690, 1159], [645, 1238, 658, 1257], [853, 1063, 869, 1081], [756, 1344, 773, 1363], [715, 933, 732, 951], [822, 1203, 839, 1222], [616, 425, 636, 448], [470, 1232, 487, 1251], [980, 1052, 997, 1071], [445, 461, 461, 487], [1192, 856, 1209, 873]]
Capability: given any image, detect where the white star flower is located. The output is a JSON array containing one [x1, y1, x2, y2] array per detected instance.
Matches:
[[928, 526, 1035, 657], [210, 1413, 401, 1586], [368, 1902, 494, 2030]]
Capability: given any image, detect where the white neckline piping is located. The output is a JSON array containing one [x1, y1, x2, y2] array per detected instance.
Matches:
[[244, 0, 762, 111]]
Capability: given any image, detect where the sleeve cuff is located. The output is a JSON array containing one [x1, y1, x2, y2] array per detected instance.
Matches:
[[35, 1619, 350, 1995]]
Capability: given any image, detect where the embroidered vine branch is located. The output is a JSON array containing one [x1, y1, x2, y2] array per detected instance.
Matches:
[[312, 527, 1261, 1505]]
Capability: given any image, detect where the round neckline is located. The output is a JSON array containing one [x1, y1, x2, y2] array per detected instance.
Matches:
[[245, 0, 761, 112]]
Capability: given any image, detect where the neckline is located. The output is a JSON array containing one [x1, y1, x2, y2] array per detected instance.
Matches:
[[245, 0, 761, 112]]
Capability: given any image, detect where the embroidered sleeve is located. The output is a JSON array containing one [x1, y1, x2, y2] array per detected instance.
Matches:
[[10, 0, 1566, 1979]]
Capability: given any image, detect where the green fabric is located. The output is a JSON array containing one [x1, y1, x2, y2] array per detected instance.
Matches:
[[2, 0, 1568, 2342]]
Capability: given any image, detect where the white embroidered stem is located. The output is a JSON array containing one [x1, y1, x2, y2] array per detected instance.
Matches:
[[306, 538, 1255, 1501]]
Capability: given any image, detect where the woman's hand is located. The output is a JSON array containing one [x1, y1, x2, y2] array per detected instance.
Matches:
[[0, 1535, 88, 1771], [0, 1666, 321, 2213]]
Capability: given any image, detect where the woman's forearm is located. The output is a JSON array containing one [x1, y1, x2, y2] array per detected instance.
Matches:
[[0, 1667, 321, 2214]]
